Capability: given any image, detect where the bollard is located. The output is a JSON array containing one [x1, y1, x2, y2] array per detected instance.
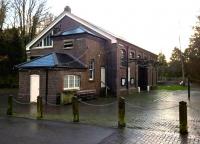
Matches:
[[72, 96, 79, 122], [188, 77, 190, 101], [179, 101, 188, 134], [147, 86, 150, 92], [7, 95, 13, 116], [138, 87, 141, 93], [37, 96, 43, 119], [118, 97, 126, 128]]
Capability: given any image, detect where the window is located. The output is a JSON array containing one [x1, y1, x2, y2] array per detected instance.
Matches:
[[137, 54, 142, 59], [120, 49, 126, 66], [89, 59, 95, 80], [130, 78, 135, 85], [35, 31, 53, 48], [64, 75, 80, 90], [44, 34, 52, 46], [64, 40, 73, 49], [130, 52, 135, 59], [121, 78, 126, 86], [36, 41, 42, 47]]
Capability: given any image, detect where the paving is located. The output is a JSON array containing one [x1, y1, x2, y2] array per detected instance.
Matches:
[[0, 84, 200, 143], [0, 117, 115, 144]]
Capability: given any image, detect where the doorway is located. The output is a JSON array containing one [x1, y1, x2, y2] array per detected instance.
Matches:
[[30, 75, 40, 102], [138, 66, 148, 90]]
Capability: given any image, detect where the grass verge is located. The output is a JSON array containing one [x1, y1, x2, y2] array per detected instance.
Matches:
[[157, 85, 187, 91]]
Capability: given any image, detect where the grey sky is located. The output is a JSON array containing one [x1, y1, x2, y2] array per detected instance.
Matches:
[[47, 0, 200, 60]]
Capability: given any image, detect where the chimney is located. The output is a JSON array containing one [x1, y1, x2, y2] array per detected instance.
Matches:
[[64, 6, 71, 13]]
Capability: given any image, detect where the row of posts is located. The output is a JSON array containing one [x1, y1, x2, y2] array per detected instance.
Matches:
[[6, 96, 188, 134], [137, 86, 150, 93]]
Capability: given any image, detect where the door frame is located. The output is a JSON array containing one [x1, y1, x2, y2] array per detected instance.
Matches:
[[30, 74, 40, 102], [101, 67, 106, 88]]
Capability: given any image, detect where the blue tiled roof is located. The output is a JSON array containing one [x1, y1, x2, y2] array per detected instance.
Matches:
[[16, 53, 86, 69], [54, 26, 97, 36], [19, 54, 55, 68]]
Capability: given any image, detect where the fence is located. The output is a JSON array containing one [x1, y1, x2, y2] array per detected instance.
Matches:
[[2, 94, 200, 135]]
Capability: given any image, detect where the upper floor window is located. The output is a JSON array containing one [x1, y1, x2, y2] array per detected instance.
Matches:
[[89, 59, 95, 80], [36, 31, 53, 48], [130, 52, 135, 59], [120, 49, 126, 66], [137, 54, 142, 59], [64, 75, 80, 90], [63, 40, 74, 49]]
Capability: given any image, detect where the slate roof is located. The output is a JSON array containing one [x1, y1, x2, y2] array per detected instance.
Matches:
[[54, 26, 97, 37], [16, 52, 86, 69], [26, 10, 117, 50]]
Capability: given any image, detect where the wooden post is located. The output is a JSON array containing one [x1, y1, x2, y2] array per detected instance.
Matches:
[[72, 96, 79, 122], [188, 77, 190, 101], [37, 96, 43, 119], [179, 101, 188, 134], [7, 95, 13, 116], [118, 97, 126, 128]]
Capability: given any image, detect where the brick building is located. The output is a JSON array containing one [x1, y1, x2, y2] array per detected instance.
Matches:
[[16, 6, 157, 103]]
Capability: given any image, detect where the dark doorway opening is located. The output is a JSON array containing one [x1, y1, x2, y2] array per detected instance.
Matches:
[[138, 66, 148, 90]]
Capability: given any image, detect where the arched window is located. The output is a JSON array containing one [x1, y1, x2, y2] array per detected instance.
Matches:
[[130, 52, 135, 59], [120, 49, 126, 66], [137, 54, 141, 59]]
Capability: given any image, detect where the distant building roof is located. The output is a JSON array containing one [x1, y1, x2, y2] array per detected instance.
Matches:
[[16, 52, 86, 69]]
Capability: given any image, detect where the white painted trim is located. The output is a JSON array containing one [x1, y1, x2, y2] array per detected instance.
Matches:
[[63, 47, 73, 50], [63, 87, 80, 90], [128, 67, 130, 82], [67, 13, 117, 43], [101, 67, 105, 88], [33, 46, 53, 49], [63, 75, 80, 90], [26, 11, 117, 51], [26, 12, 66, 50]]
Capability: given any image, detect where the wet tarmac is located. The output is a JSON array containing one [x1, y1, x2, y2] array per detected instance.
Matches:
[[0, 117, 115, 144], [0, 84, 200, 143]]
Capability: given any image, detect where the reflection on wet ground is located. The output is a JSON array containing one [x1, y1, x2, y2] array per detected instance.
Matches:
[[1, 87, 200, 143]]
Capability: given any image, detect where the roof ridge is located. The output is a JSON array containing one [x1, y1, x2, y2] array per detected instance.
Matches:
[[26, 11, 117, 50]]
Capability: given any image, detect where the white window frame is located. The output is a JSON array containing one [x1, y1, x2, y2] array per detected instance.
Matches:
[[63, 75, 80, 90], [34, 31, 53, 49], [89, 59, 95, 81]]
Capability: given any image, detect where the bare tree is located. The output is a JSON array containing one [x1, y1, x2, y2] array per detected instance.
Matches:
[[0, 0, 9, 30], [12, 0, 48, 45]]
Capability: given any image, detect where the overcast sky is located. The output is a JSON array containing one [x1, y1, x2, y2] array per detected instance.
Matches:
[[47, 0, 200, 61]]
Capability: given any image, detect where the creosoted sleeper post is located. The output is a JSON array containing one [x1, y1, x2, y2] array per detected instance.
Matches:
[[37, 96, 43, 119], [7, 95, 13, 116], [188, 77, 190, 101], [118, 97, 126, 128], [72, 96, 79, 122], [179, 101, 188, 134]]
